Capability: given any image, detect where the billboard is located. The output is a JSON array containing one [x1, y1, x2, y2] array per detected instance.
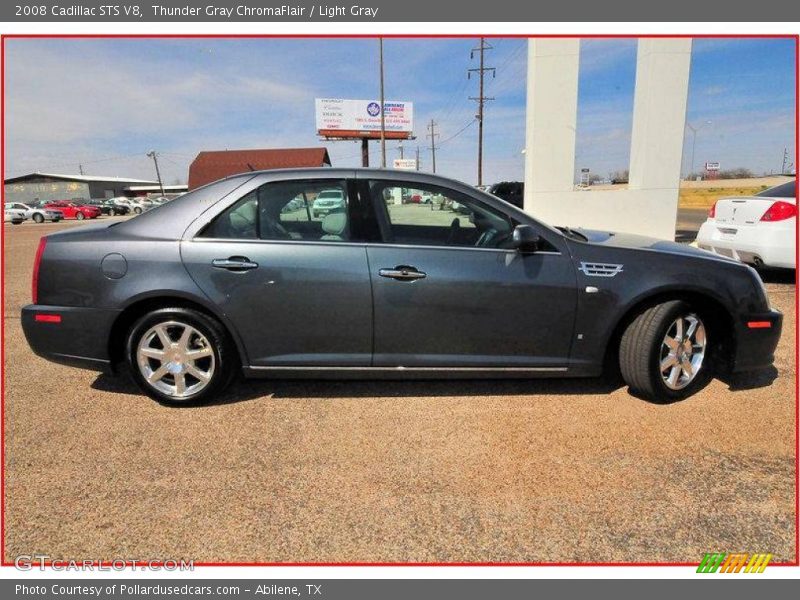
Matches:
[[393, 159, 418, 171], [316, 98, 414, 139], [705, 161, 720, 171]]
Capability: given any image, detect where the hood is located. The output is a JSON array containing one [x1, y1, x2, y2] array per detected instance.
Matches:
[[577, 228, 740, 263]]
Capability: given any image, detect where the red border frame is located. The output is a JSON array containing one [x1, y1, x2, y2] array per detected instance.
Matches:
[[1, 32, 798, 569]]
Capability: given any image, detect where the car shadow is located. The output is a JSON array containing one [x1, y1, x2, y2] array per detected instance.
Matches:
[[91, 365, 780, 408], [755, 267, 796, 285], [91, 372, 626, 407], [718, 366, 780, 392]]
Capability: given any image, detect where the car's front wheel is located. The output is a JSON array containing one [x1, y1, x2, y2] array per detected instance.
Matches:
[[108, 208, 116, 216], [76, 212, 85, 220], [619, 300, 713, 402], [134, 207, 142, 214], [126, 307, 236, 406], [32, 213, 44, 223]]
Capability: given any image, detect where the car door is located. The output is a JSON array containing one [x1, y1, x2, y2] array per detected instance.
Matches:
[[181, 176, 374, 367], [363, 177, 578, 369]]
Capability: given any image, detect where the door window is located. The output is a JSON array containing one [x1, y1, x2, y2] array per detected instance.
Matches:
[[368, 180, 515, 249], [200, 179, 353, 242]]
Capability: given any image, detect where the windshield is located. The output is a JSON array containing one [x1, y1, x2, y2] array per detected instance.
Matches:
[[756, 180, 796, 198]]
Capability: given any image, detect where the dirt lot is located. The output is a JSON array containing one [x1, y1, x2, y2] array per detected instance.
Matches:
[[2, 219, 797, 564]]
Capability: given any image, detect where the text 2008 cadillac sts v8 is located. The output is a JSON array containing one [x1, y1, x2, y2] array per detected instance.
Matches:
[[22, 169, 782, 406]]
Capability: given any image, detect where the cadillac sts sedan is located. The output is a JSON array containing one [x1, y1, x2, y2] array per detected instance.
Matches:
[[22, 169, 782, 406]]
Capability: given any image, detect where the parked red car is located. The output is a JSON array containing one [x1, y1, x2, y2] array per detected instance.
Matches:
[[43, 201, 101, 220]]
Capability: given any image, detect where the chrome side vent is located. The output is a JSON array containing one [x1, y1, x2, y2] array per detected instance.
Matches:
[[579, 262, 624, 277]]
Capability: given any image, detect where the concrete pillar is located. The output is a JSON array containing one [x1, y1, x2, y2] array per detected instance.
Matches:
[[522, 38, 692, 240], [628, 38, 693, 192], [523, 38, 580, 213]]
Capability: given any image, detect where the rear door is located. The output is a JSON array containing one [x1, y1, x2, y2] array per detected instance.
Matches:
[[181, 176, 375, 367]]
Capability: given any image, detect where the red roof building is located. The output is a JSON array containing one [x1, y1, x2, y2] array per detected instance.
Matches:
[[188, 147, 332, 189]]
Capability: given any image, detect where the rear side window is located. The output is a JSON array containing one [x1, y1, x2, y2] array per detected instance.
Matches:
[[200, 179, 353, 242], [756, 180, 796, 198]]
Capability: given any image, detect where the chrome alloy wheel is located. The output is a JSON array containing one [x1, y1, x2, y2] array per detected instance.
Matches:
[[659, 313, 707, 390], [136, 321, 215, 399]]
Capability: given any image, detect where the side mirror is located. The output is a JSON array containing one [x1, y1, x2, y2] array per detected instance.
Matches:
[[512, 225, 541, 253]]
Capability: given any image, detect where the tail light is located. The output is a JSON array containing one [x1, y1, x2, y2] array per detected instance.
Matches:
[[31, 237, 47, 304], [708, 201, 717, 218], [760, 201, 797, 222]]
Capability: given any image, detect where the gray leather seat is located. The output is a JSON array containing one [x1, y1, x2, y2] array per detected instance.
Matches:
[[320, 212, 347, 241]]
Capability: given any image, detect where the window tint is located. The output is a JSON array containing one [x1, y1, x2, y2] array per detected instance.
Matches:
[[756, 180, 796, 198], [369, 180, 516, 249], [200, 179, 352, 242]]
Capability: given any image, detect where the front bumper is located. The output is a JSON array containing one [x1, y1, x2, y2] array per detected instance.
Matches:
[[730, 309, 783, 372], [21, 304, 121, 373]]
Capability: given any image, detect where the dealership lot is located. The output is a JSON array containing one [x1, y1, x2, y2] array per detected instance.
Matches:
[[3, 219, 796, 563]]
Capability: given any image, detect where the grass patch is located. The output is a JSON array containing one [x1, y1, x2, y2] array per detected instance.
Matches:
[[678, 186, 769, 209]]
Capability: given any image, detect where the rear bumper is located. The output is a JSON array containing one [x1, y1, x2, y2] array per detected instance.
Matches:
[[21, 304, 121, 373], [697, 221, 795, 269], [731, 309, 783, 372]]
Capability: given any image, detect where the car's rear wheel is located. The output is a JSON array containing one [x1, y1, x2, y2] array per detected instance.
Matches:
[[126, 307, 236, 406], [76, 212, 85, 220], [32, 213, 44, 223], [134, 207, 142, 214], [619, 300, 713, 402], [108, 208, 116, 216]]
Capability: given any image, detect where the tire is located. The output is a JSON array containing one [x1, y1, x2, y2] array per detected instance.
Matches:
[[76, 212, 85, 220], [134, 207, 142, 214], [619, 300, 713, 402], [108, 208, 116, 216], [32, 213, 44, 223], [126, 307, 237, 406]]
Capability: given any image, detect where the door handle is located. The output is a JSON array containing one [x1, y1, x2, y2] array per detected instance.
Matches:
[[378, 266, 427, 281], [212, 256, 259, 272]]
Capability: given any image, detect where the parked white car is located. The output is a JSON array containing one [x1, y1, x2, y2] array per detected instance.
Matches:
[[4, 202, 63, 223], [311, 189, 345, 218], [696, 179, 796, 269], [4, 208, 27, 224], [111, 196, 153, 215]]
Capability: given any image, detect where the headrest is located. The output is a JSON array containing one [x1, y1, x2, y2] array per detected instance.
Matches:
[[322, 212, 347, 235]]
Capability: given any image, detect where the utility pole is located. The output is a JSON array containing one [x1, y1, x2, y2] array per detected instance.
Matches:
[[379, 38, 386, 168], [686, 120, 711, 179], [469, 38, 495, 187], [146, 150, 166, 197], [79, 164, 84, 175], [416, 146, 421, 171], [781, 148, 788, 174], [398, 141, 404, 159], [427, 120, 439, 173]]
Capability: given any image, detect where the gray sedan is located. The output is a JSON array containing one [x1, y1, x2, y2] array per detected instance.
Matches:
[[22, 169, 781, 406]]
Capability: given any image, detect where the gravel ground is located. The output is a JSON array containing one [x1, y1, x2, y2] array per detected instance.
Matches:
[[2, 219, 797, 564]]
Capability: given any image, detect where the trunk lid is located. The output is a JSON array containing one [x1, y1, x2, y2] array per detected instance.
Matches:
[[713, 196, 774, 226]]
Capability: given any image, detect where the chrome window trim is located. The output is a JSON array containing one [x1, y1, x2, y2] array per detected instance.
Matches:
[[187, 237, 561, 256]]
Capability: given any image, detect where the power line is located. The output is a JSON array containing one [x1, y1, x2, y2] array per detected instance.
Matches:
[[468, 38, 496, 186], [438, 118, 477, 147]]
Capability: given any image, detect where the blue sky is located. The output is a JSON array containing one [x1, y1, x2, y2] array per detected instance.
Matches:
[[3, 37, 796, 185]]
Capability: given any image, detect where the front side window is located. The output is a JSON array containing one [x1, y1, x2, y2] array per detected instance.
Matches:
[[368, 180, 516, 249], [200, 179, 352, 242]]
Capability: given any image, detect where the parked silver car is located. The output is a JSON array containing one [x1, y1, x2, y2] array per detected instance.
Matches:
[[5, 202, 63, 223]]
